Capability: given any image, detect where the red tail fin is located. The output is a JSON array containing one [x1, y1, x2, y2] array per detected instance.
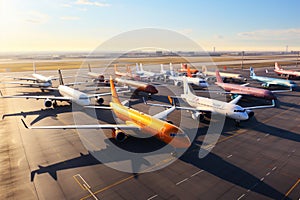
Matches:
[[275, 62, 281, 70], [187, 66, 192, 77], [215, 70, 223, 83]]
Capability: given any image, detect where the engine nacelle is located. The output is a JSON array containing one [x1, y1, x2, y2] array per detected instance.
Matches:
[[175, 80, 182, 87], [95, 97, 104, 105], [112, 130, 127, 142], [191, 112, 205, 122], [262, 83, 269, 88], [246, 110, 254, 118], [44, 99, 52, 108]]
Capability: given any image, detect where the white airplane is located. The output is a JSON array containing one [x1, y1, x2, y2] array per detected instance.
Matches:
[[1, 63, 57, 91], [160, 63, 176, 80], [167, 65, 208, 88], [202, 66, 247, 82], [0, 69, 115, 108], [146, 77, 275, 126], [135, 63, 163, 80]]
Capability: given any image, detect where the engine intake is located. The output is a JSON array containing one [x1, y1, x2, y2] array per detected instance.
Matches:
[[112, 130, 127, 142], [96, 97, 104, 105], [44, 99, 52, 108]]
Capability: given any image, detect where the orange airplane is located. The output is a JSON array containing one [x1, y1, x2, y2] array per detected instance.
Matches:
[[21, 76, 191, 149], [178, 63, 199, 74]]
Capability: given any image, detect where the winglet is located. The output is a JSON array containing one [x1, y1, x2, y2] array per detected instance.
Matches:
[[21, 119, 29, 129]]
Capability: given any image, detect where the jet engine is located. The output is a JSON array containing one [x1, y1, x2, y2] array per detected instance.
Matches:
[[175, 80, 182, 87], [112, 129, 127, 142], [44, 99, 52, 107], [95, 96, 104, 105], [246, 110, 254, 118], [191, 111, 205, 122]]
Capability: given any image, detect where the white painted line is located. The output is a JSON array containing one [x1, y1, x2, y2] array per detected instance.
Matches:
[[266, 172, 270, 176], [227, 154, 232, 158], [75, 174, 91, 189], [191, 170, 204, 177], [264, 134, 269, 137], [257, 138, 261, 141], [260, 177, 264, 181], [272, 166, 277, 171], [83, 183, 99, 200], [292, 149, 296, 153], [176, 178, 188, 185], [147, 194, 158, 200], [237, 193, 245, 200]]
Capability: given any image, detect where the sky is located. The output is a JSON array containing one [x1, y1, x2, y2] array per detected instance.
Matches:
[[0, 0, 300, 52]]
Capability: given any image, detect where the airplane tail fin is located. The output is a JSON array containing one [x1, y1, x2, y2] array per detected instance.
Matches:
[[58, 69, 64, 85], [139, 63, 144, 72], [187, 66, 192, 77], [160, 64, 164, 73], [127, 65, 132, 76], [114, 64, 118, 74], [215, 70, 223, 83], [202, 65, 207, 74], [135, 63, 139, 72], [88, 63, 91, 72], [275, 62, 281, 70], [182, 76, 192, 96], [33, 62, 36, 74], [110, 76, 121, 104], [250, 67, 255, 77]]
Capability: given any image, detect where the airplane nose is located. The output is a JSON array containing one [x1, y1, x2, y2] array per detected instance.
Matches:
[[145, 85, 158, 94]]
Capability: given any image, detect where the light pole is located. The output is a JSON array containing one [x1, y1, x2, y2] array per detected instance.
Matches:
[[241, 51, 245, 69]]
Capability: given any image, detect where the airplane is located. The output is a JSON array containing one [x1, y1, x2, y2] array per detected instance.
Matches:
[[146, 76, 275, 126], [0, 69, 114, 108], [214, 70, 277, 100], [114, 77, 158, 97], [250, 67, 297, 90], [135, 63, 163, 80], [202, 66, 247, 82], [167, 65, 208, 88], [1, 63, 56, 91], [114, 64, 139, 79], [274, 62, 300, 79], [178, 63, 199, 74], [86, 63, 108, 84], [21, 76, 191, 150]]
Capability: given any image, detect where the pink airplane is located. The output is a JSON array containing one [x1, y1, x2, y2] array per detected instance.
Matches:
[[215, 70, 277, 100], [274, 62, 300, 79]]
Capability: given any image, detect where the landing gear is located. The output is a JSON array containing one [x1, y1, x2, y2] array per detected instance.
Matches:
[[235, 120, 240, 127], [53, 101, 58, 108]]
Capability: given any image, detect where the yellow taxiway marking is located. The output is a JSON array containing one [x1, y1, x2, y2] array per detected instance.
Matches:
[[282, 178, 300, 200], [80, 156, 175, 200]]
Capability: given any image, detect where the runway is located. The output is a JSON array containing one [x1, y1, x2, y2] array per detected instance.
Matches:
[[0, 66, 299, 200]]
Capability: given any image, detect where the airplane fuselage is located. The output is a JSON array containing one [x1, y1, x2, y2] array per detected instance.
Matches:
[[274, 69, 300, 77], [181, 93, 249, 121], [110, 102, 191, 148], [115, 78, 158, 94], [216, 82, 276, 100], [58, 85, 91, 106], [251, 75, 297, 88]]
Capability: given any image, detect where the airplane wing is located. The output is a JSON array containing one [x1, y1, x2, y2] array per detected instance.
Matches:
[[229, 95, 242, 104], [86, 89, 130, 99], [0, 94, 72, 101], [21, 119, 140, 130], [11, 77, 37, 81], [0, 81, 42, 86], [152, 106, 176, 120], [244, 100, 276, 110]]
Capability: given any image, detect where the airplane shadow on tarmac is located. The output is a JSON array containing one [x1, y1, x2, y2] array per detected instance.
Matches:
[[28, 131, 289, 200]]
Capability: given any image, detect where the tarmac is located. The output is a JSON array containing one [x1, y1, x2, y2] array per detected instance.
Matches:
[[0, 65, 299, 200]]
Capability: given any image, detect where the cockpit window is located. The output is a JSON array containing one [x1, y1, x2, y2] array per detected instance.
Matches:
[[234, 109, 245, 112], [79, 96, 89, 100]]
